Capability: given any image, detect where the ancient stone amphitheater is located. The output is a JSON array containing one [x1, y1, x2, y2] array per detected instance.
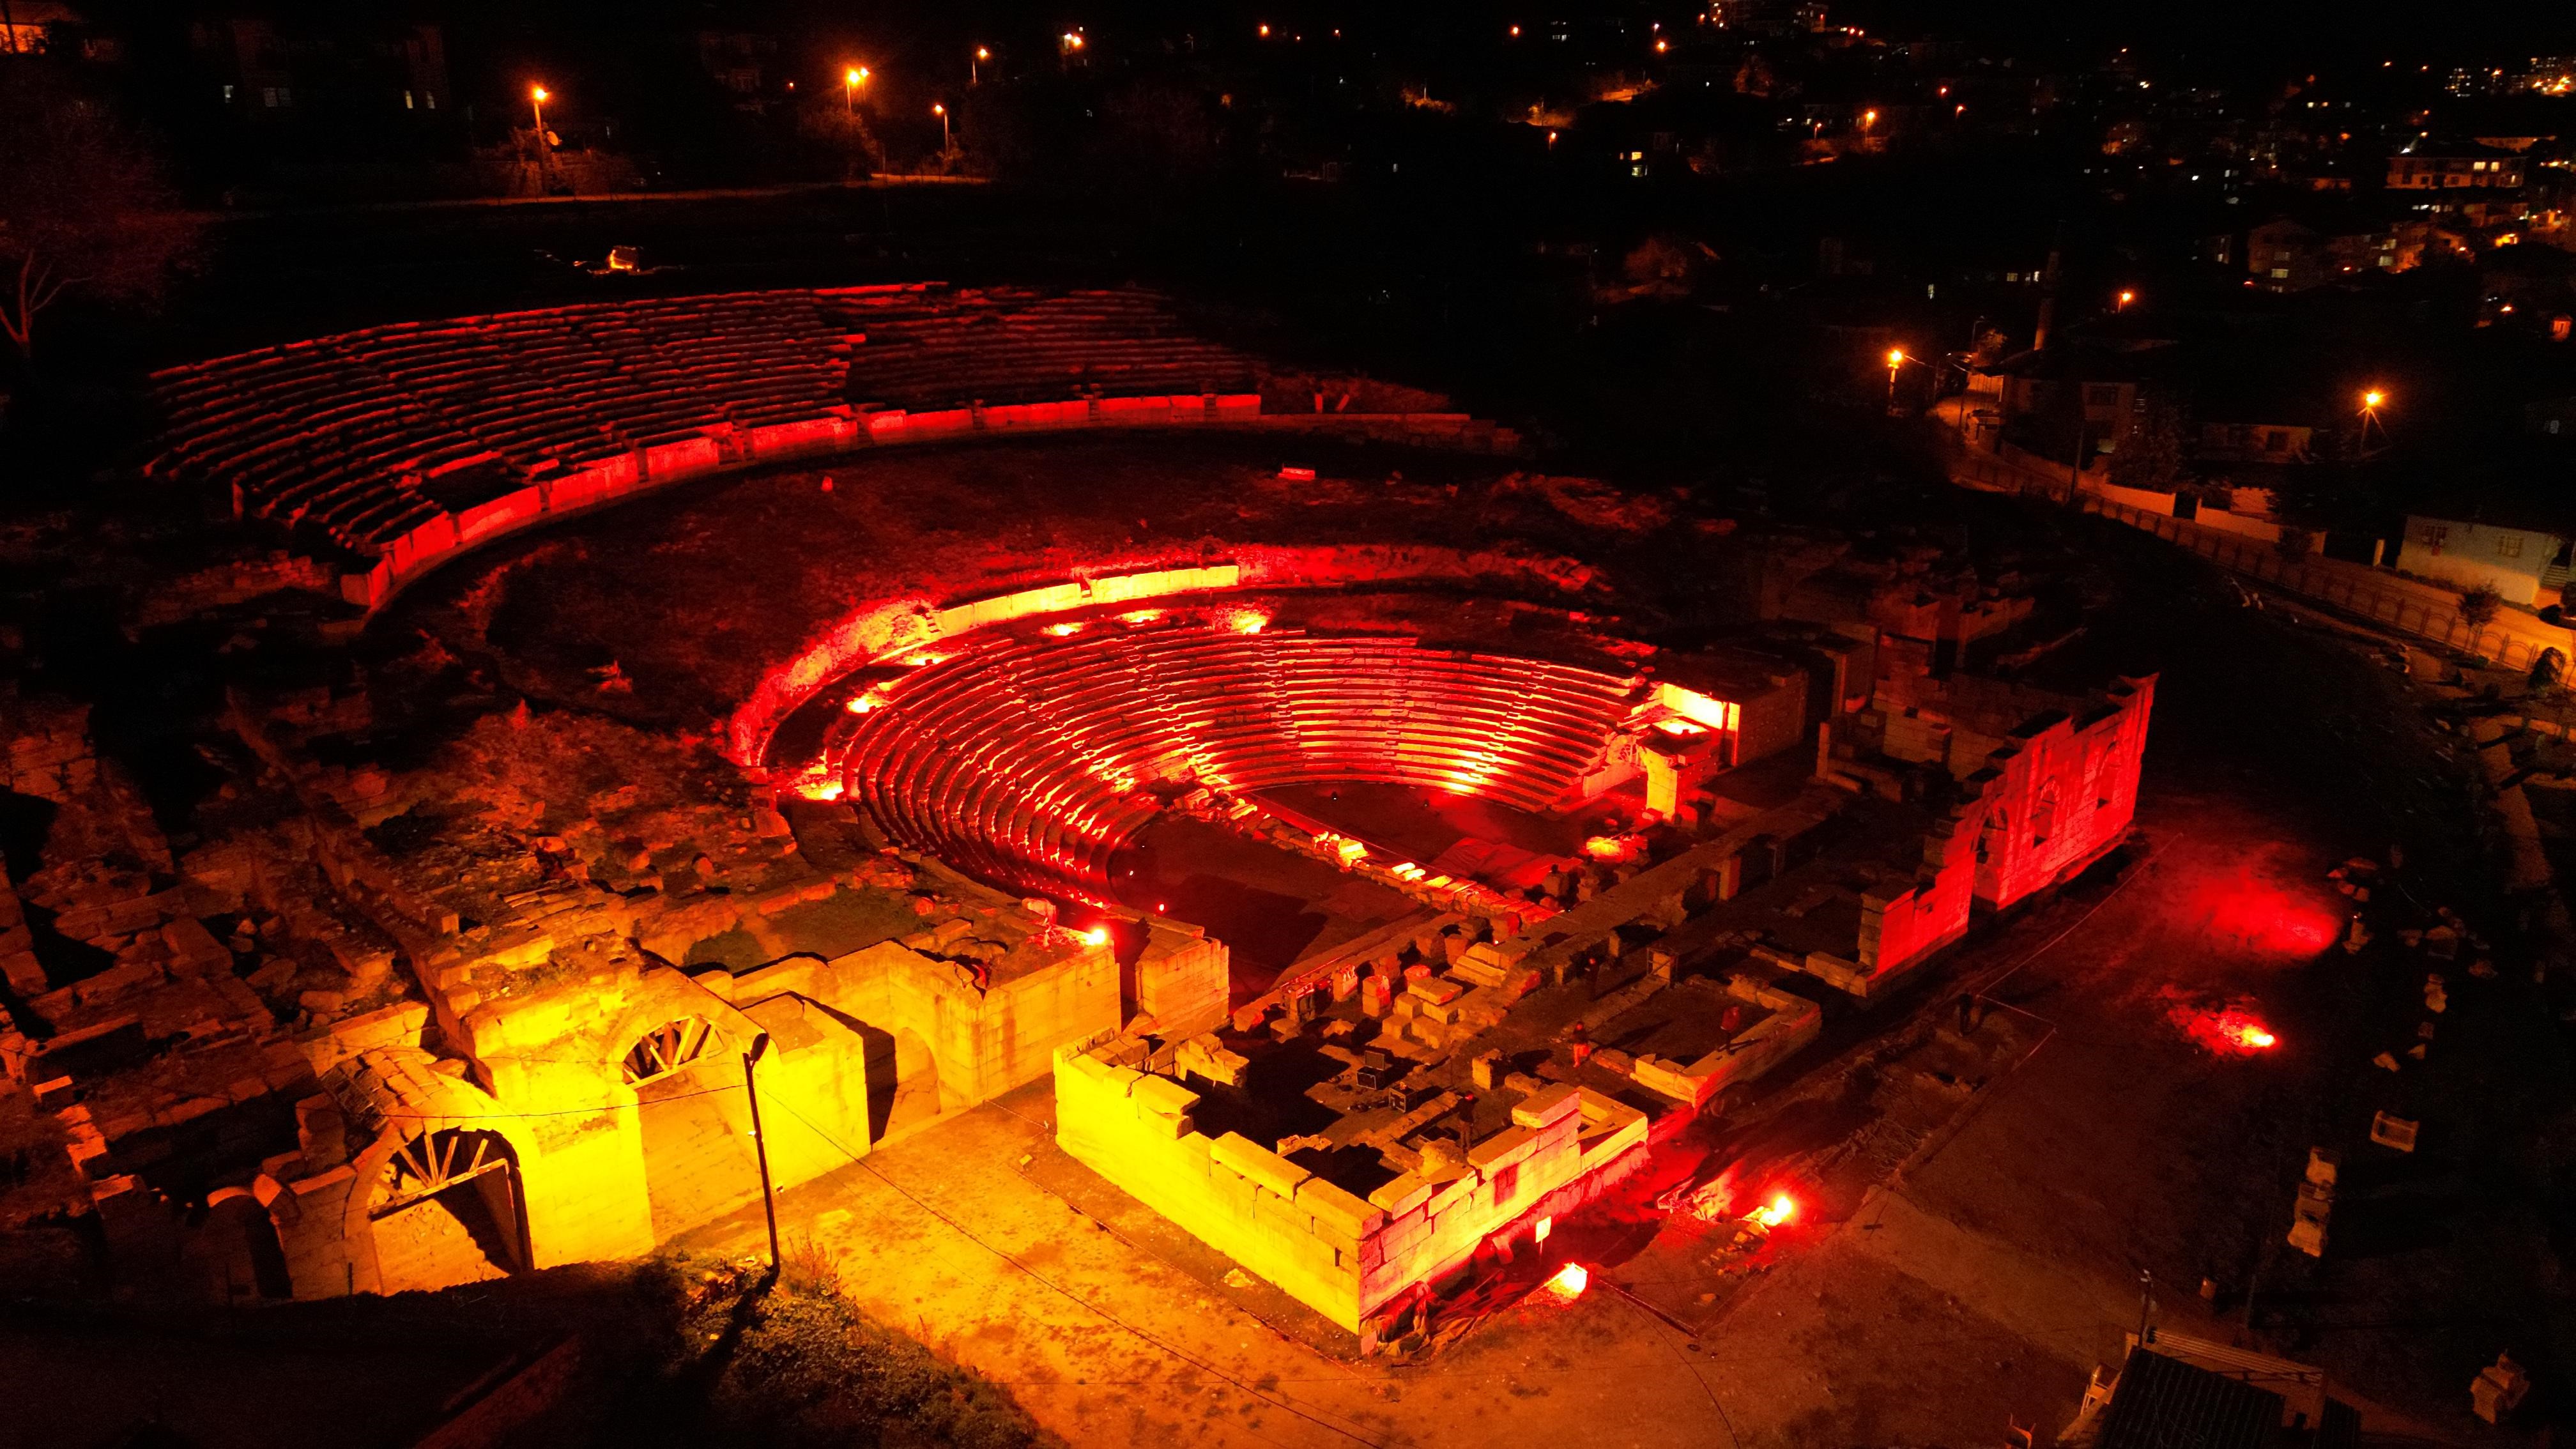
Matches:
[[2, 281, 2150, 1356]]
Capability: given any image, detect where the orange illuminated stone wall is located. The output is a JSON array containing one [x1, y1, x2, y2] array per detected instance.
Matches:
[[1054, 1037, 1647, 1338]]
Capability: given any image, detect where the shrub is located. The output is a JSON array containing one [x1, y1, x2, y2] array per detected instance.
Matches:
[[2458, 582, 2504, 631]]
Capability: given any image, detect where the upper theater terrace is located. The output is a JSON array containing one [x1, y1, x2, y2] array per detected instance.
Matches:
[[141, 282, 1517, 611]]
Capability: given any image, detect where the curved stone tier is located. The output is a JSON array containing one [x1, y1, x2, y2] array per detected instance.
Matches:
[[827, 620, 1639, 898], [144, 284, 1272, 604]]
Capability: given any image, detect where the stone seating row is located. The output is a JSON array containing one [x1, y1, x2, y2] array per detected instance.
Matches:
[[147, 285, 1264, 564], [829, 624, 1636, 896]]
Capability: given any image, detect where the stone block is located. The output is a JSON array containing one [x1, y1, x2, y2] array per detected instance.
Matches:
[[1130, 1075, 1200, 1119], [1468, 1125, 1538, 1172], [1367, 1174, 1433, 1215], [1254, 1186, 1315, 1241], [1510, 1083, 1582, 1130], [1176, 1034, 1250, 1087], [1296, 1177, 1388, 1241], [1407, 976, 1465, 1007], [162, 917, 233, 972], [1210, 1132, 1310, 1200]]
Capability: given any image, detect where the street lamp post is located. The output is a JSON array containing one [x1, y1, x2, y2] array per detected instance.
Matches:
[[1886, 348, 1905, 411], [973, 46, 989, 84], [740, 1032, 781, 1274], [933, 102, 949, 151], [2359, 388, 2389, 453], [528, 86, 551, 181], [843, 66, 868, 115]]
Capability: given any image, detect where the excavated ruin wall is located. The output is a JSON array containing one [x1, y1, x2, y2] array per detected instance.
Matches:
[[1054, 1040, 1646, 1338]]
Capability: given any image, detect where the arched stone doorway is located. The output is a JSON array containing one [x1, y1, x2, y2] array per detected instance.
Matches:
[[862, 1025, 942, 1142], [369, 1128, 527, 1294], [622, 1015, 762, 1240]]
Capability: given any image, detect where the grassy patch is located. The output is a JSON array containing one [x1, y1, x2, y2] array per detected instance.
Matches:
[[578, 1253, 1058, 1449]]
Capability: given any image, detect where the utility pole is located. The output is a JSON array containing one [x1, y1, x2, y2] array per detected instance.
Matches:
[[742, 1032, 781, 1273]]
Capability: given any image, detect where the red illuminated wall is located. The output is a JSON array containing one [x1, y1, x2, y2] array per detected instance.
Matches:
[[1860, 673, 2155, 981], [1859, 806, 1980, 977], [1965, 675, 2156, 911]]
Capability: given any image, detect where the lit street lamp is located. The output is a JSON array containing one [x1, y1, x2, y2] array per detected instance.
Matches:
[[2359, 387, 2389, 452], [843, 66, 869, 115], [933, 102, 949, 151], [528, 85, 552, 178], [2116, 288, 2136, 310], [973, 46, 989, 84], [1887, 348, 1905, 409]]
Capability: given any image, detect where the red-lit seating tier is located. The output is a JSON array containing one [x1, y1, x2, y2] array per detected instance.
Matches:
[[829, 624, 1638, 897], [145, 284, 1263, 563], [841, 289, 1259, 410], [148, 289, 873, 555]]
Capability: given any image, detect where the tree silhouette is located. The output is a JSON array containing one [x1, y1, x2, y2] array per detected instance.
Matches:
[[2109, 397, 2189, 494], [0, 67, 200, 363]]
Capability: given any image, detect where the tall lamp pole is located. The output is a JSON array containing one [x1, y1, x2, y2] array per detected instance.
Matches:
[[741, 1032, 781, 1273], [933, 102, 949, 151], [528, 85, 550, 176], [973, 46, 989, 84], [2358, 388, 2389, 454]]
